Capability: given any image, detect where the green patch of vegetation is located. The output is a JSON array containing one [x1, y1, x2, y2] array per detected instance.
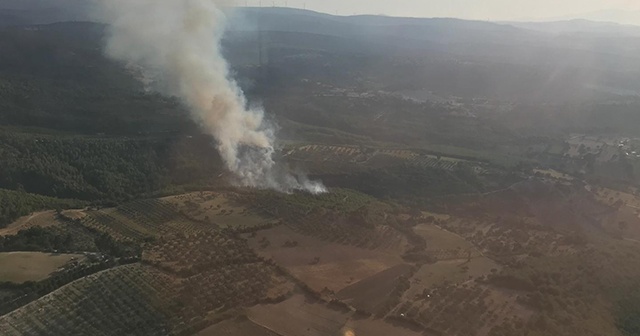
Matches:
[[0, 189, 85, 227], [321, 164, 480, 203], [252, 188, 375, 218], [419, 144, 530, 169], [0, 225, 138, 257], [617, 287, 640, 336]]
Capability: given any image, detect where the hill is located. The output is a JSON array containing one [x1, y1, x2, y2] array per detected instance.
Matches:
[[2, 5, 640, 336]]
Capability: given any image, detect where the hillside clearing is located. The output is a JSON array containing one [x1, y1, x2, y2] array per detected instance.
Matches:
[[0, 211, 60, 237]]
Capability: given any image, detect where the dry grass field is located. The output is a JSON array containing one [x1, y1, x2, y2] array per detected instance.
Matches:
[[403, 257, 499, 300], [414, 223, 477, 254], [0, 211, 60, 237], [248, 295, 347, 336], [336, 264, 414, 314], [0, 252, 84, 283]]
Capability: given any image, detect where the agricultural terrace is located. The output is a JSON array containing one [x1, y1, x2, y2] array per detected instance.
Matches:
[[143, 231, 259, 275], [0, 264, 178, 336], [80, 199, 211, 241], [287, 144, 471, 171]]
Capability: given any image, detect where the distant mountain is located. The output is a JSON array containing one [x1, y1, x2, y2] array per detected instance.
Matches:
[[571, 9, 640, 26], [3, 5, 640, 102], [225, 8, 640, 102], [504, 19, 640, 36], [229, 7, 529, 44], [0, 0, 96, 26]]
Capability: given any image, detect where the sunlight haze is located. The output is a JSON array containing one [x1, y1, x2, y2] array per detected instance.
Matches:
[[245, 0, 640, 24]]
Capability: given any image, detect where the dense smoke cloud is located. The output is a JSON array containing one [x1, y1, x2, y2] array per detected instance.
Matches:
[[97, 0, 326, 194]]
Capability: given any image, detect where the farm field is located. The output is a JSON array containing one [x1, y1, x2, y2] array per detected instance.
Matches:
[[341, 318, 424, 336], [247, 294, 423, 336], [247, 225, 405, 292], [248, 295, 347, 336], [0, 180, 625, 336], [196, 317, 280, 336], [287, 144, 473, 171], [336, 264, 414, 315], [0, 252, 84, 283], [391, 282, 534, 336]]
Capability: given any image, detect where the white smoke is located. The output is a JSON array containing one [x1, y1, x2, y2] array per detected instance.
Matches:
[[97, 0, 326, 194]]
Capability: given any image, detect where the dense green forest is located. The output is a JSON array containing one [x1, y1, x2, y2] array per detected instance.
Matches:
[[0, 132, 224, 200], [0, 23, 195, 135]]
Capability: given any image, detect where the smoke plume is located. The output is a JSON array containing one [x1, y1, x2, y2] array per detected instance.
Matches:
[[97, 0, 326, 194]]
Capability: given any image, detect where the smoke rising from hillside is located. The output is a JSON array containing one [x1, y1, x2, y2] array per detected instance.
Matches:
[[97, 0, 326, 194]]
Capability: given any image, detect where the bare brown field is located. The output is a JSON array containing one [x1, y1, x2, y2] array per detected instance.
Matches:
[[196, 317, 280, 336], [0, 211, 60, 237], [0, 252, 85, 283], [336, 264, 414, 315], [247, 225, 405, 292], [162, 192, 276, 229], [248, 295, 423, 336], [403, 257, 500, 300], [392, 282, 533, 336]]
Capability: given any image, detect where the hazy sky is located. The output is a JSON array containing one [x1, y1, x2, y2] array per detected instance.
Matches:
[[244, 0, 640, 23]]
